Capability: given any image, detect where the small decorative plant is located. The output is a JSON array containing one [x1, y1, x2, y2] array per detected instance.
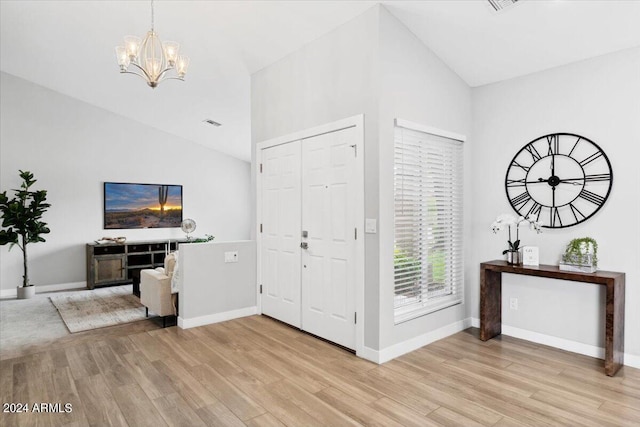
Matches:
[[491, 213, 542, 255], [0, 171, 51, 288], [562, 237, 598, 267], [190, 234, 215, 243]]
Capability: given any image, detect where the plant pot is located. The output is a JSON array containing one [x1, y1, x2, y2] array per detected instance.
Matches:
[[506, 250, 521, 265], [17, 286, 36, 299]]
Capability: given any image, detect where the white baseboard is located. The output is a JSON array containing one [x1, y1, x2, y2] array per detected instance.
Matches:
[[178, 306, 258, 329], [470, 317, 640, 369], [626, 353, 640, 369], [359, 317, 473, 364], [0, 281, 86, 298]]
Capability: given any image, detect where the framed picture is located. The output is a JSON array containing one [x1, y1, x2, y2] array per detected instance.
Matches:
[[104, 182, 183, 229]]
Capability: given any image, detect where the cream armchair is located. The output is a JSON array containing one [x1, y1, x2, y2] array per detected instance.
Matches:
[[140, 252, 178, 327]]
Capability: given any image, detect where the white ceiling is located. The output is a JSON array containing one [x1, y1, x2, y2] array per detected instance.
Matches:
[[2, 1, 639, 162]]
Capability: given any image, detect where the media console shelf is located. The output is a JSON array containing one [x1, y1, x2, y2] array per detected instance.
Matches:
[[480, 260, 625, 376], [86, 239, 186, 296]]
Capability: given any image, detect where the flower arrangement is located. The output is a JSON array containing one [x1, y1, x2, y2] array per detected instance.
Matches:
[[491, 213, 542, 255]]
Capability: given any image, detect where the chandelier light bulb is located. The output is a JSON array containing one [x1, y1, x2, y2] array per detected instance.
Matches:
[[115, 1, 188, 89], [115, 46, 130, 70], [177, 56, 190, 77], [163, 41, 180, 66], [124, 36, 141, 59]]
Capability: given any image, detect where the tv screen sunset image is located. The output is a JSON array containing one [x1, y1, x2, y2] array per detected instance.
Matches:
[[104, 183, 183, 229]]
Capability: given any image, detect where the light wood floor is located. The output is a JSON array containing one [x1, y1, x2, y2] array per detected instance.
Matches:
[[1, 315, 639, 427]]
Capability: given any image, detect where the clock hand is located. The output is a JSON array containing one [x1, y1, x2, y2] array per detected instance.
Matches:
[[522, 178, 551, 184]]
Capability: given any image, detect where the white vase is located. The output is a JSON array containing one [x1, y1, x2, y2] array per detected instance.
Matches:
[[17, 286, 35, 299]]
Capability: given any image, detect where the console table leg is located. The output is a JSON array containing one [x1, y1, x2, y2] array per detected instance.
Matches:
[[480, 268, 502, 341], [605, 277, 625, 376]]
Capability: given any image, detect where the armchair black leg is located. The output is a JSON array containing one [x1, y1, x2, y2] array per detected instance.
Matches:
[[145, 307, 148, 317], [163, 316, 166, 328]]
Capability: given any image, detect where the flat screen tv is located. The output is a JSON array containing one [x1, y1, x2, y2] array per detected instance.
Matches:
[[104, 182, 183, 229]]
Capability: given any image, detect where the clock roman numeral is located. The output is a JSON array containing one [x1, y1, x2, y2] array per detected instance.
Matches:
[[569, 203, 586, 223], [510, 192, 531, 208], [511, 160, 530, 172], [547, 135, 559, 156], [551, 207, 562, 227], [580, 151, 603, 167], [525, 144, 542, 162], [584, 173, 611, 182], [526, 202, 542, 220], [579, 189, 605, 205], [568, 136, 581, 157], [506, 178, 526, 187]]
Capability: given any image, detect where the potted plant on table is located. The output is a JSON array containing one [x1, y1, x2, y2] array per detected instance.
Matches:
[[560, 237, 598, 273], [491, 214, 542, 265], [0, 170, 51, 299]]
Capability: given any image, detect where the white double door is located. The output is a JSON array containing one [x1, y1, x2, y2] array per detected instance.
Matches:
[[260, 127, 357, 349]]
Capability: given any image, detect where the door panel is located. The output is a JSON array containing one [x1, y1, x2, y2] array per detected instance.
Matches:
[[301, 127, 356, 349], [261, 142, 302, 327]]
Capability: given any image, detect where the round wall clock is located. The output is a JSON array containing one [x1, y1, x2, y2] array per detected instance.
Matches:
[[504, 133, 612, 228]]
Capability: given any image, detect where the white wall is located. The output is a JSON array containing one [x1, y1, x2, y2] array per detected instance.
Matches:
[[0, 72, 251, 292], [469, 48, 640, 359], [377, 8, 472, 349], [251, 6, 382, 348], [178, 240, 256, 328]]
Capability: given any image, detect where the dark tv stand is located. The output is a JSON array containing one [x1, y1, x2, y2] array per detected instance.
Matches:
[[86, 239, 186, 296]]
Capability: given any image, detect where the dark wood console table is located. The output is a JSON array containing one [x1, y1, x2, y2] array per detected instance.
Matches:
[[86, 239, 186, 296], [480, 260, 625, 376]]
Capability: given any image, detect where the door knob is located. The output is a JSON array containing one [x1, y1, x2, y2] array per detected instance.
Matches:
[[300, 242, 309, 250]]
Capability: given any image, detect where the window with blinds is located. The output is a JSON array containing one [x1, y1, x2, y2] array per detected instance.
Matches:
[[394, 122, 464, 324]]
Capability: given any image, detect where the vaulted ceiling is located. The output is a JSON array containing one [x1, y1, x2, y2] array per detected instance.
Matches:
[[2, 1, 639, 161]]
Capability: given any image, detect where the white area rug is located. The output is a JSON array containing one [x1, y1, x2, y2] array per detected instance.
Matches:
[[50, 285, 146, 333]]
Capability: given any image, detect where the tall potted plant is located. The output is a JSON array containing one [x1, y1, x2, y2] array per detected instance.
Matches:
[[0, 170, 51, 299]]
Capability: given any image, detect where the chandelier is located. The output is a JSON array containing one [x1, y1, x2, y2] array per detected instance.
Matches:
[[115, 0, 189, 88]]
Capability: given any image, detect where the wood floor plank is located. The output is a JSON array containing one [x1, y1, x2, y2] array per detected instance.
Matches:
[[111, 382, 168, 427], [65, 344, 101, 381], [152, 392, 207, 427], [228, 371, 326, 427], [370, 366, 503, 426], [428, 406, 486, 427], [74, 374, 128, 427], [473, 380, 612, 427], [349, 366, 440, 414], [268, 379, 361, 426], [531, 389, 627, 427], [51, 367, 89, 426], [598, 400, 640, 423], [244, 412, 287, 427], [195, 400, 246, 427], [121, 351, 177, 400], [187, 363, 266, 421], [151, 360, 218, 410], [506, 360, 640, 409], [369, 397, 442, 427], [90, 342, 135, 390], [315, 386, 405, 427]]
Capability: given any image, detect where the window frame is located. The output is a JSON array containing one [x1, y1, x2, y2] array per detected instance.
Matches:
[[393, 119, 465, 324]]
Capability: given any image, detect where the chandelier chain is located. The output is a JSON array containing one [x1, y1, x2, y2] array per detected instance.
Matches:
[[151, 0, 155, 32]]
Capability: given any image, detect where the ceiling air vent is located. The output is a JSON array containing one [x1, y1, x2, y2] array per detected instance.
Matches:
[[203, 119, 222, 127], [487, 0, 520, 13]]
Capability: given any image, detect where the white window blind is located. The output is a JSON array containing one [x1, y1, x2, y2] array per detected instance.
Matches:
[[394, 123, 464, 324]]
